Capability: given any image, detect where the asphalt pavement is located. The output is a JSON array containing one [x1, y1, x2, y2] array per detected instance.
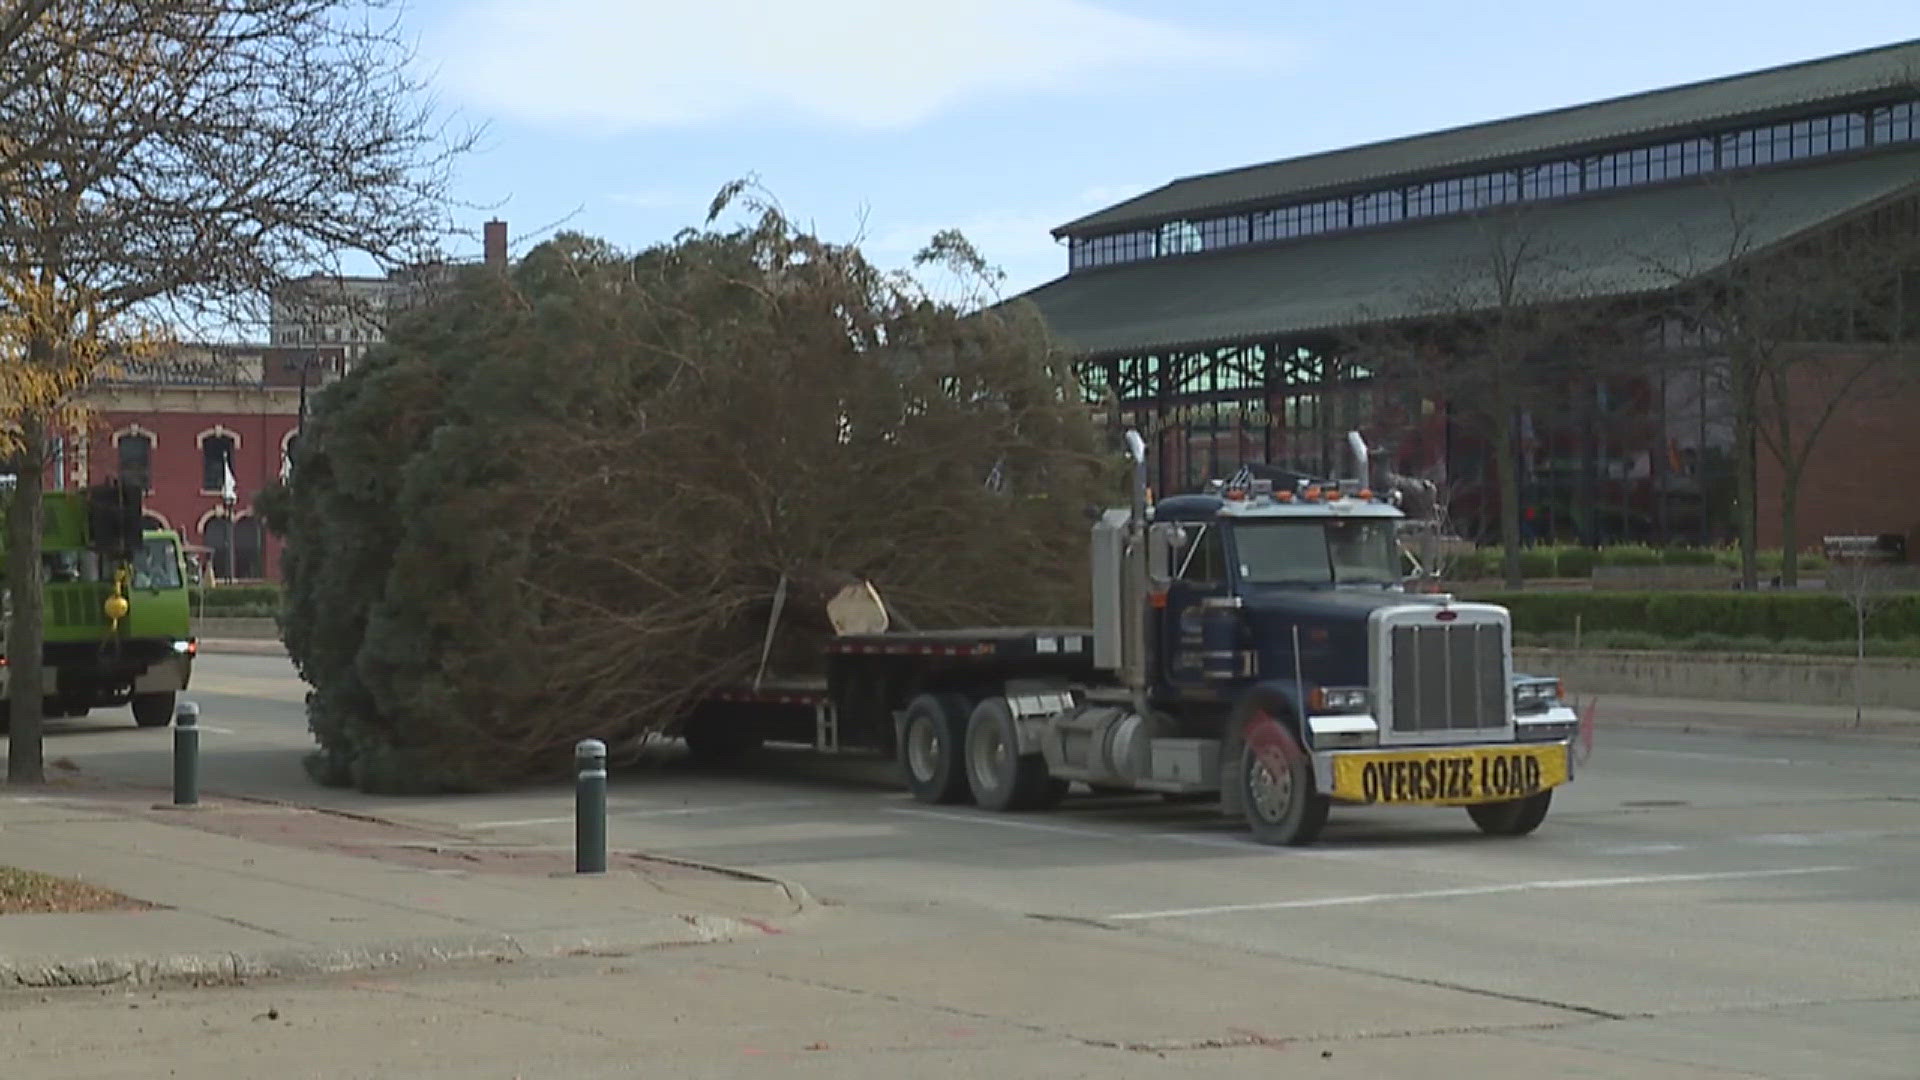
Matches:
[[3, 651, 1917, 1078]]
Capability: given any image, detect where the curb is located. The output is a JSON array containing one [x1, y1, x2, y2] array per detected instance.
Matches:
[[0, 915, 779, 992]]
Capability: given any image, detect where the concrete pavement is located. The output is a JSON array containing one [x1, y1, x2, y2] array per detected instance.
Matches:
[[0, 784, 807, 990]]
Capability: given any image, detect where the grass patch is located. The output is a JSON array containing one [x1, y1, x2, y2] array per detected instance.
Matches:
[[0, 866, 150, 915]]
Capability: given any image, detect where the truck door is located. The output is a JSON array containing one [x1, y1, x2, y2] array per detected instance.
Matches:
[[1161, 523, 1230, 688]]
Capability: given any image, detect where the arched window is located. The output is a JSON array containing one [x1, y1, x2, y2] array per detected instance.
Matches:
[[201, 433, 237, 494], [117, 430, 153, 492], [203, 515, 233, 580], [233, 516, 264, 580], [140, 513, 167, 534]]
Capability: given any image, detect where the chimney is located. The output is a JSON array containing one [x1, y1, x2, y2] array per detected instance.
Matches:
[[483, 219, 508, 270]]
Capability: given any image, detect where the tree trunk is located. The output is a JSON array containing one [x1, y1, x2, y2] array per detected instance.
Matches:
[[1496, 406, 1523, 589], [1778, 473, 1800, 588], [1732, 355, 1759, 590], [6, 413, 47, 784]]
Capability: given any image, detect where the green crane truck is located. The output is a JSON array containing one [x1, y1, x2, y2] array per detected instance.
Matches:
[[0, 480, 196, 730]]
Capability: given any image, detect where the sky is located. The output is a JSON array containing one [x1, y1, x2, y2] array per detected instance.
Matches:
[[402, 0, 1920, 300]]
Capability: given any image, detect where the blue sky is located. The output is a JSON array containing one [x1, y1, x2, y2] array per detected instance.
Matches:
[[404, 1, 1919, 299]]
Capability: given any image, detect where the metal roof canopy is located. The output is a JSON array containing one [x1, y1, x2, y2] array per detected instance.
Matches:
[[1020, 148, 1920, 360], [1057, 39, 1920, 237]]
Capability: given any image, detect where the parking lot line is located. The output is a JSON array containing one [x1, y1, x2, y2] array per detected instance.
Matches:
[[1104, 865, 1855, 921]]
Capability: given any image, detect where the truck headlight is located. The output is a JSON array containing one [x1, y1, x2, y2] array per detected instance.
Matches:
[[1513, 679, 1563, 712], [1310, 686, 1370, 714]]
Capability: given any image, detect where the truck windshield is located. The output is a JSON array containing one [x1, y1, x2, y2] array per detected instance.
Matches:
[[134, 538, 183, 590], [1232, 519, 1401, 587]]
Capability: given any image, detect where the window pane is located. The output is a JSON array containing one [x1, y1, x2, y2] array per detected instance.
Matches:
[[202, 435, 234, 492]]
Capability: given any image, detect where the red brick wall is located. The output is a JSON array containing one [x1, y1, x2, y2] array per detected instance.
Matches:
[[77, 407, 296, 581], [1755, 348, 1920, 559]]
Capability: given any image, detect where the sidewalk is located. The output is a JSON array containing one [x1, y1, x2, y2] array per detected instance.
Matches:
[[0, 782, 807, 991]]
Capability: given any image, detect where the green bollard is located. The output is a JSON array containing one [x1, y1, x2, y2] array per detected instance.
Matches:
[[173, 701, 199, 806], [576, 739, 607, 874]]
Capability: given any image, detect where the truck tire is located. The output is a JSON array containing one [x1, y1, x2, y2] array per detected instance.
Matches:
[[900, 692, 971, 804], [1467, 790, 1552, 837], [132, 692, 176, 728], [1237, 712, 1328, 846], [964, 696, 1059, 812]]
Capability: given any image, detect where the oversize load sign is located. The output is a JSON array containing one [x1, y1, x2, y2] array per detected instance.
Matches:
[[1331, 744, 1569, 806]]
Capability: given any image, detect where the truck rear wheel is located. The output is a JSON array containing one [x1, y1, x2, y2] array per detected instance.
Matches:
[[900, 692, 971, 804], [1467, 790, 1552, 837], [132, 692, 176, 729], [964, 697, 1061, 812]]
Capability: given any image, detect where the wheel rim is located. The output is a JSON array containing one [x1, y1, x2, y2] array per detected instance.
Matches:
[[1247, 755, 1293, 825], [906, 715, 941, 783], [968, 715, 1010, 796]]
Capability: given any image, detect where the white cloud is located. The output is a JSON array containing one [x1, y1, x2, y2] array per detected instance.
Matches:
[[429, 0, 1261, 132]]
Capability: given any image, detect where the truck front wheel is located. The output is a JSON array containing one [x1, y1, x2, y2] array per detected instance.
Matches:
[[900, 693, 971, 804], [1466, 790, 1552, 837], [964, 697, 1064, 812], [132, 692, 176, 728], [1237, 715, 1328, 846]]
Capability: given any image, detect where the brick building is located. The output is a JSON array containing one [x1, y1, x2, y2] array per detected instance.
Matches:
[[63, 344, 345, 582]]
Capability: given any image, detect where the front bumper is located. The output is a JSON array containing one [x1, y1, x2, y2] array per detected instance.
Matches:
[[1307, 704, 1580, 806]]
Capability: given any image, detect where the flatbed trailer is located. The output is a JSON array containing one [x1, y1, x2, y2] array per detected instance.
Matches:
[[681, 627, 1098, 762]]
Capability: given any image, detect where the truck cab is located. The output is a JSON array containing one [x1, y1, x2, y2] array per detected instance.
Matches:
[[0, 485, 196, 730]]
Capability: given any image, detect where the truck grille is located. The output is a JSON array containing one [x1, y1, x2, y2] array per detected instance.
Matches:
[[47, 585, 113, 630], [1388, 622, 1506, 734]]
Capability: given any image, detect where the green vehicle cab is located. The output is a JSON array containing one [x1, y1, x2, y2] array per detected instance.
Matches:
[[0, 483, 196, 729]]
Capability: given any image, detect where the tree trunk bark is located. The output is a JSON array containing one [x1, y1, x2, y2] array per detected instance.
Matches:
[[6, 412, 47, 784], [1496, 406, 1523, 589], [1732, 354, 1759, 590], [1779, 474, 1800, 588]]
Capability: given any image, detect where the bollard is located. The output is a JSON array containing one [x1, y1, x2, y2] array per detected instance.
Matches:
[[575, 738, 607, 874], [173, 701, 200, 806]]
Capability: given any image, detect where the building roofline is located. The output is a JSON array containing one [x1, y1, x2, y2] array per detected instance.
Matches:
[[1056, 38, 1920, 237]]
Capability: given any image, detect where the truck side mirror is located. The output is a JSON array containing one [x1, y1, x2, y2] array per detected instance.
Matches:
[[1147, 523, 1187, 589]]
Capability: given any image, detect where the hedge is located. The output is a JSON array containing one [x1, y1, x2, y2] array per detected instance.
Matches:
[[1445, 545, 1829, 580], [190, 585, 283, 612], [1514, 629, 1920, 658], [1474, 590, 1920, 642]]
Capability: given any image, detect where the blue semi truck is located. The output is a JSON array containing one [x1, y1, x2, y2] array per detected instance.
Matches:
[[679, 431, 1580, 845]]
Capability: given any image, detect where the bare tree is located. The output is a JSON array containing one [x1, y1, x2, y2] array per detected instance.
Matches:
[[0, 0, 466, 783], [1351, 208, 1621, 588], [1647, 182, 1920, 588]]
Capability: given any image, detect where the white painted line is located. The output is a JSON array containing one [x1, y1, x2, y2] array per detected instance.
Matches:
[[889, 809, 1365, 858], [469, 799, 823, 830], [615, 799, 821, 819], [198, 725, 238, 735], [1619, 748, 1796, 765], [888, 807, 1126, 839], [468, 815, 572, 829], [1591, 842, 1691, 855], [1106, 865, 1854, 921]]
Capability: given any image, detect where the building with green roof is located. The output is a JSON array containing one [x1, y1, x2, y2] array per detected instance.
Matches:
[[1017, 39, 1920, 551]]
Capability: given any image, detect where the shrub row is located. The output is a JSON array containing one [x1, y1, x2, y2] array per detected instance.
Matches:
[[1446, 545, 1832, 580], [1475, 590, 1920, 642], [190, 585, 282, 612], [1513, 629, 1920, 659]]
